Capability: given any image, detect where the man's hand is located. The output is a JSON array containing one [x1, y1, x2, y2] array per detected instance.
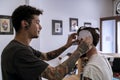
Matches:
[[65, 33, 78, 48]]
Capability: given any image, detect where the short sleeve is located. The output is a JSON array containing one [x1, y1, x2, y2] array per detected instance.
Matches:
[[29, 46, 42, 58], [83, 65, 94, 79], [14, 48, 49, 80]]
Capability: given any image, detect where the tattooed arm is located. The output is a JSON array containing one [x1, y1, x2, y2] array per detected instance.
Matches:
[[41, 40, 92, 80], [40, 33, 77, 60]]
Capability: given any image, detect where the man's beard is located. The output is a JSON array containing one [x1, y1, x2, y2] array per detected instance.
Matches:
[[32, 35, 39, 38]]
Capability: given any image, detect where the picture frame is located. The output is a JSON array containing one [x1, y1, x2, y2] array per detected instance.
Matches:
[[69, 18, 78, 32], [0, 15, 13, 35], [52, 20, 63, 35], [84, 22, 91, 27]]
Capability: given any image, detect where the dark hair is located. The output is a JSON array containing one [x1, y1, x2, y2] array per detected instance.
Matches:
[[12, 5, 43, 32], [77, 26, 100, 46]]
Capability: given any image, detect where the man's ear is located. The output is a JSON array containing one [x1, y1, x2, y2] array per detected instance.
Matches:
[[21, 20, 29, 29]]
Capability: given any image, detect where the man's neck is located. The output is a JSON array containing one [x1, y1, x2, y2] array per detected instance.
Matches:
[[86, 46, 97, 59], [14, 33, 31, 46]]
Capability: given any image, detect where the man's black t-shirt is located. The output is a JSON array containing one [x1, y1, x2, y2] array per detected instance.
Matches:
[[1, 40, 49, 80]]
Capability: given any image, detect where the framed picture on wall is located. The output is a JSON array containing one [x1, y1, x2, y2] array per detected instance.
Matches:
[[52, 20, 63, 35], [84, 22, 91, 27], [0, 15, 13, 35], [69, 18, 78, 32]]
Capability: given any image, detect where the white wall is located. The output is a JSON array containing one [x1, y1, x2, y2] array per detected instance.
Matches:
[[29, 0, 113, 51], [29, 0, 113, 66], [0, 0, 113, 80]]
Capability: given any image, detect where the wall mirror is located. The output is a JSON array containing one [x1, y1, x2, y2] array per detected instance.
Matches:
[[100, 16, 120, 53]]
